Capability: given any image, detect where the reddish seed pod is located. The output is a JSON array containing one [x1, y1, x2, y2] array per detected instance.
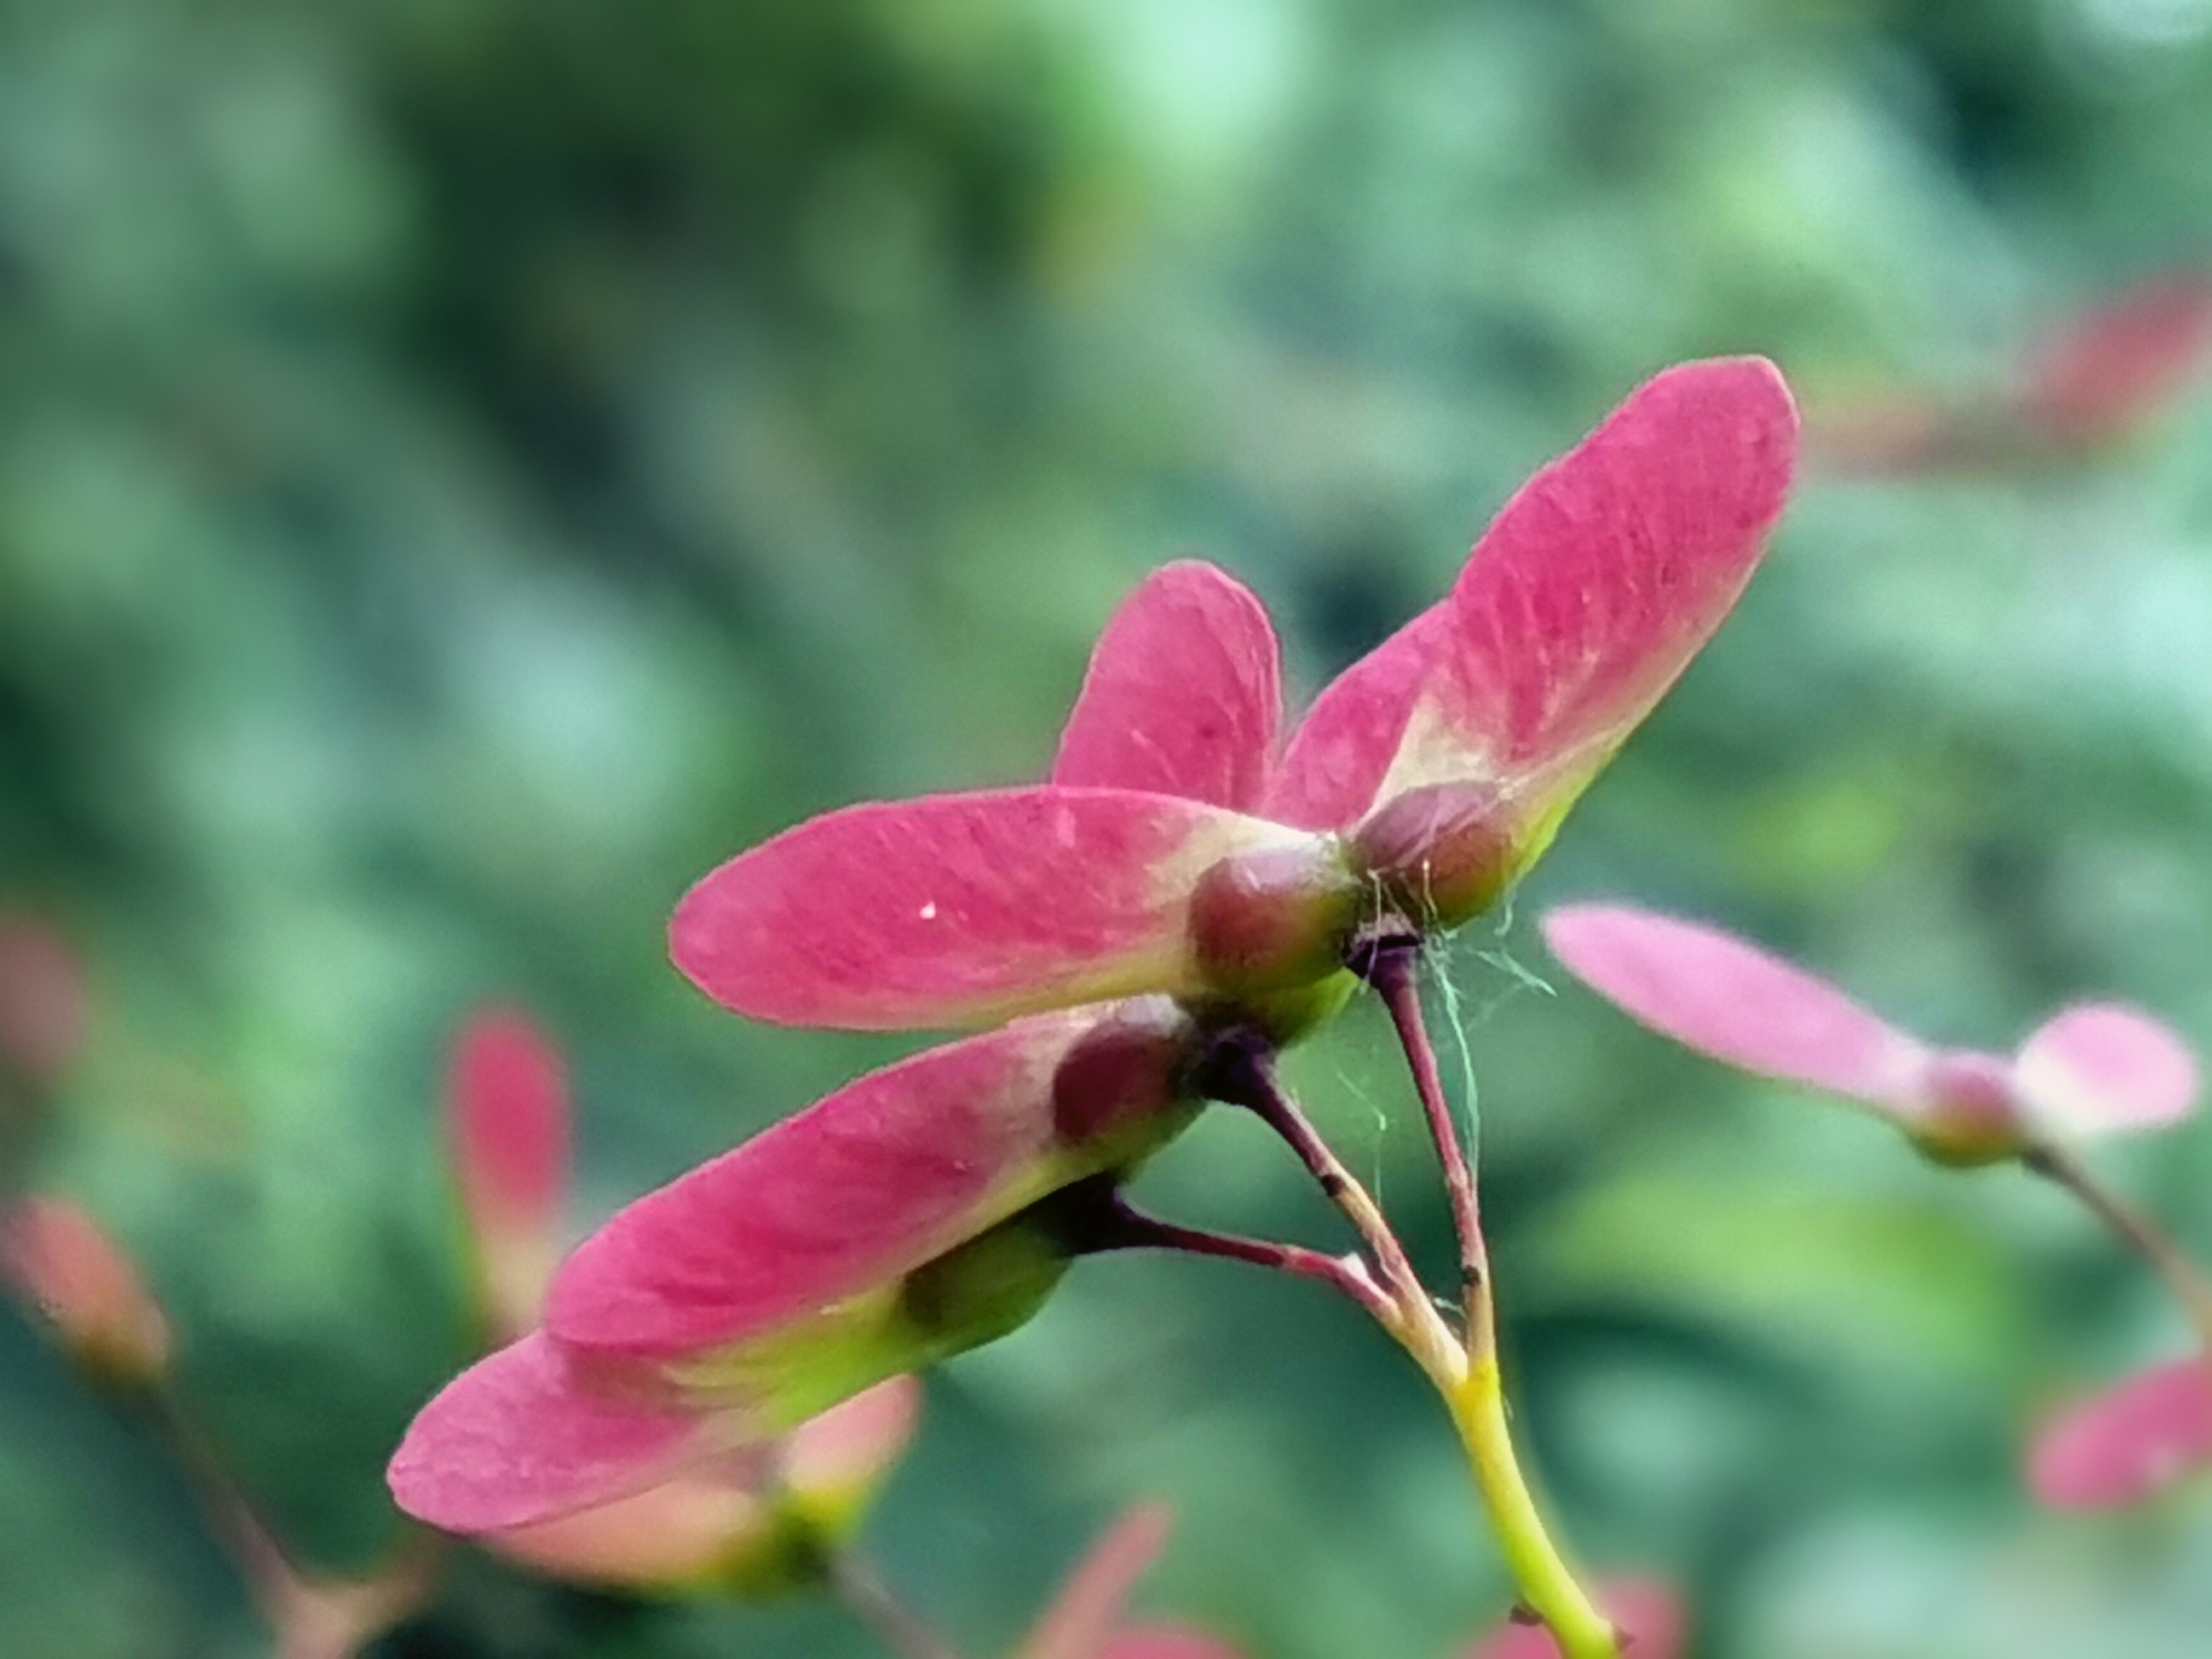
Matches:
[[1187, 841, 1363, 995], [1049, 1000, 1194, 1147], [1908, 1050, 2028, 1167], [1350, 780, 1518, 932]]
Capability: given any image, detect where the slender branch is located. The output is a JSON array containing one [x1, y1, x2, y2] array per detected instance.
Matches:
[[1192, 1029, 1614, 1656], [1197, 1030, 1614, 1657], [1359, 942, 1490, 1346], [1197, 1033, 1425, 1313], [144, 1386, 302, 1622], [1082, 1195, 1399, 1327], [147, 1387, 440, 1658], [2026, 1142, 2212, 1353], [1435, 1351, 1619, 1659], [829, 1549, 965, 1659]]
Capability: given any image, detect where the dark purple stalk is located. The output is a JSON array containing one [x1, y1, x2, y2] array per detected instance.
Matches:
[[1358, 942, 1489, 1343], [1088, 1197, 1396, 1325], [1196, 1031, 1426, 1318]]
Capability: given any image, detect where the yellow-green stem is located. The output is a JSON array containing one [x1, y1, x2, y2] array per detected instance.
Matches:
[[1231, 1048, 1613, 1657], [1437, 1351, 1616, 1659], [1386, 1284, 1612, 1659]]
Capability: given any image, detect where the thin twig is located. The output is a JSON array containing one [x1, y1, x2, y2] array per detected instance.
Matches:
[[829, 1550, 965, 1659], [147, 1388, 441, 1658], [1193, 1028, 1615, 1657], [1089, 1197, 1399, 1326], [1360, 942, 1491, 1346], [1197, 1033, 1426, 1317], [144, 1387, 302, 1621], [2026, 1142, 2212, 1353]]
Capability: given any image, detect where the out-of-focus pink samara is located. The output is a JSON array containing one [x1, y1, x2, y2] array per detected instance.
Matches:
[[2029, 1356, 2212, 1512], [396, 1008, 925, 1580], [1019, 1505, 1245, 1659], [1542, 904, 2197, 1165], [1807, 273, 2212, 474], [672, 359, 1797, 1036], [449, 1008, 571, 1343], [1, 1194, 171, 1386], [0, 916, 88, 1085]]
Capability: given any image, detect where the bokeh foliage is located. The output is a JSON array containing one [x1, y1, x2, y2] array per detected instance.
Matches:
[[5, 1, 2212, 1655]]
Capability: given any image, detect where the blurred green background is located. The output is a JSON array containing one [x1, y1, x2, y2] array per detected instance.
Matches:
[[6, 1, 2212, 1655]]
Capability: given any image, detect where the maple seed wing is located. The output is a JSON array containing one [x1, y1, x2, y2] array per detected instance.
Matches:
[[1018, 1503, 1177, 1659], [485, 1474, 767, 1591], [2019, 274, 2212, 448], [1541, 905, 1928, 1108], [449, 1008, 572, 1336], [485, 1373, 924, 1591], [386, 1333, 707, 1533], [1270, 359, 1798, 839], [1, 1196, 171, 1382], [1054, 560, 1284, 812], [451, 1008, 571, 1230], [2013, 1003, 2200, 1137], [545, 1012, 1182, 1358], [780, 1373, 926, 1502], [671, 786, 1316, 1030], [2028, 1357, 2212, 1509], [1439, 356, 1798, 806], [1266, 606, 1447, 832]]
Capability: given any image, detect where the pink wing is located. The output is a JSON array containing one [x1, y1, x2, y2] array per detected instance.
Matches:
[[1, 1195, 170, 1381], [1270, 359, 1796, 833], [485, 1375, 921, 1589], [1437, 358, 1796, 804], [2028, 1357, 2212, 1509], [450, 1008, 570, 1231], [486, 1472, 766, 1590], [672, 786, 1318, 1030], [387, 1333, 707, 1532], [1267, 606, 1449, 832], [1019, 1504, 1176, 1659], [780, 1373, 925, 1498], [547, 1007, 1187, 1358], [2019, 274, 2212, 449], [1054, 561, 1283, 812], [2013, 1004, 2199, 1138], [1542, 905, 1929, 1107], [449, 1008, 571, 1335], [0, 916, 88, 1082]]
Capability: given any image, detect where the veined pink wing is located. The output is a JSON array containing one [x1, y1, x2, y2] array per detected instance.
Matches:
[[1055, 561, 1283, 812], [673, 786, 1320, 1030], [387, 1333, 707, 1532], [1542, 905, 1929, 1108], [2013, 1003, 2198, 1139], [1270, 359, 1796, 836], [2029, 1357, 2212, 1510], [547, 1005, 1189, 1358]]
